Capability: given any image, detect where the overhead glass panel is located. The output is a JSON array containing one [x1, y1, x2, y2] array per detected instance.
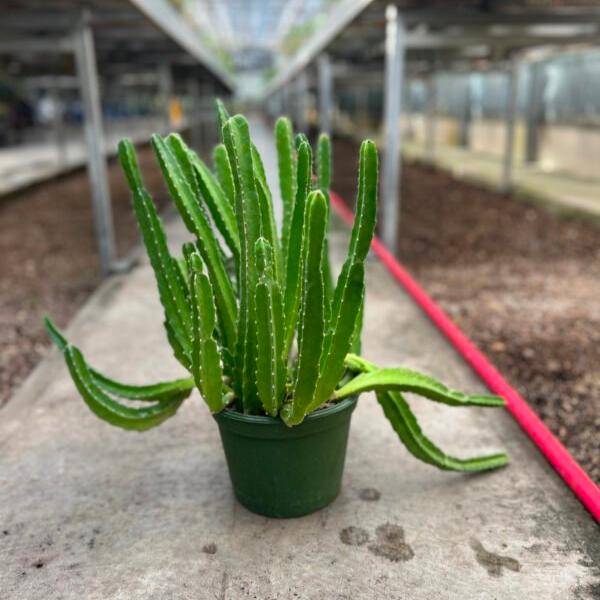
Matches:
[[180, 0, 341, 70]]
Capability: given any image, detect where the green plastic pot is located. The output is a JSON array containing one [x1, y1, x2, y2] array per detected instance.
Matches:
[[213, 396, 358, 518]]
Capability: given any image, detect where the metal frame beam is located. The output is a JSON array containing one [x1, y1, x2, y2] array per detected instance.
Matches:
[[381, 5, 405, 252], [400, 30, 600, 49], [0, 11, 141, 31], [0, 38, 74, 53], [398, 8, 600, 27], [263, 0, 375, 96], [128, 0, 235, 91]]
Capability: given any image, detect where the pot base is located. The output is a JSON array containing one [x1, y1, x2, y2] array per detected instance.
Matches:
[[232, 486, 340, 519]]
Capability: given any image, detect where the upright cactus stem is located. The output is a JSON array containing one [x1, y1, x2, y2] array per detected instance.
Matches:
[[223, 115, 263, 412], [47, 104, 508, 473], [309, 140, 378, 414], [283, 140, 312, 359], [317, 133, 335, 306], [254, 238, 286, 416], [276, 117, 296, 264], [282, 191, 328, 426], [317, 133, 331, 197], [190, 254, 225, 413]]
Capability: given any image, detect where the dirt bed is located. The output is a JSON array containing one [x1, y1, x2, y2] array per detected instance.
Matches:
[[333, 138, 600, 484], [0, 145, 173, 408]]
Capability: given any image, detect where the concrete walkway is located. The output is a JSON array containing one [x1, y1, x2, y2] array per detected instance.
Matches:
[[403, 140, 600, 220], [0, 119, 598, 599]]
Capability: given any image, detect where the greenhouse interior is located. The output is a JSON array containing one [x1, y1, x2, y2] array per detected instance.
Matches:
[[1, 1, 599, 598]]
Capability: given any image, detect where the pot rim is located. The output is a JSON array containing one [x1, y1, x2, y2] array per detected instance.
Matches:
[[213, 395, 358, 439]]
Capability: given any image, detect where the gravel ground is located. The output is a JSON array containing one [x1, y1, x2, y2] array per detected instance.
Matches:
[[333, 138, 600, 484], [0, 145, 172, 408]]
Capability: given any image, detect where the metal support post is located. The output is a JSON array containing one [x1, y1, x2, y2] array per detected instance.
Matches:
[[525, 61, 543, 163], [295, 72, 308, 132], [317, 53, 333, 135], [501, 60, 519, 193], [158, 62, 174, 135], [425, 72, 437, 162], [381, 4, 405, 251], [458, 75, 471, 147], [73, 11, 117, 276]]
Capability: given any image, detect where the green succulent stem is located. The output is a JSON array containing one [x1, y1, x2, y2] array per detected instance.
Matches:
[[283, 140, 312, 359], [342, 354, 509, 472], [45, 318, 190, 430], [282, 191, 328, 426], [276, 117, 296, 263]]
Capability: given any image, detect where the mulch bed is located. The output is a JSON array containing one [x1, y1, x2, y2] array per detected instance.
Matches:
[[333, 138, 600, 484], [0, 145, 172, 408]]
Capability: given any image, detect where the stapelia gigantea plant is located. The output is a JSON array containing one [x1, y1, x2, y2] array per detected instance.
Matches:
[[46, 102, 508, 472]]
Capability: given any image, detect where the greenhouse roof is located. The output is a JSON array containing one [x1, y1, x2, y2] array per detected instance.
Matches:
[[189, 0, 334, 51], [265, 0, 600, 93], [0, 0, 235, 91]]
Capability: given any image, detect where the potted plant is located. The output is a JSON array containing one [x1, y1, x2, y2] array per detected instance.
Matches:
[[45, 103, 508, 518]]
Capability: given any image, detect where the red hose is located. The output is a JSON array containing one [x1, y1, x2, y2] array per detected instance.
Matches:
[[330, 190, 600, 522]]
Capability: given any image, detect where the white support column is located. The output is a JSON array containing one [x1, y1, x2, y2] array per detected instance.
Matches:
[[73, 11, 116, 276], [317, 53, 333, 135], [295, 72, 309, 132], [501, 59, 519, 193], [158, 62, 173, 135], [425, 72, 437, 162], [381, 4, 405, 251]]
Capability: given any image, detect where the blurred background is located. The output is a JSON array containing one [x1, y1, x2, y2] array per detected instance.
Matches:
[[0, 0, 599, 482]]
